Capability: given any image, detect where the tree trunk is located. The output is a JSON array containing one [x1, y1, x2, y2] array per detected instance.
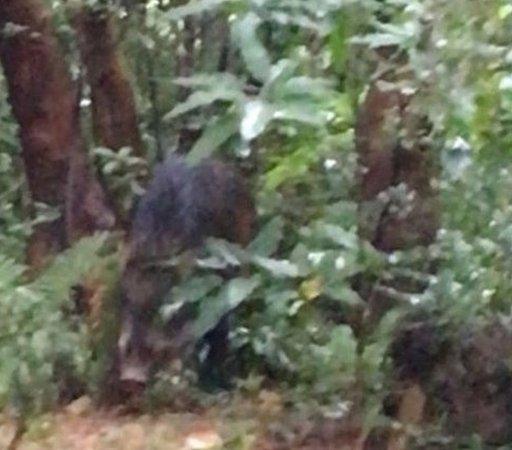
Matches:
[[355, 48, 439, 450], [356, 74, 439, 252], [71, 6, 146, 226], [355, 49, 439, 449], [0, 0, 116, 267], [72, 7, 144, 157]]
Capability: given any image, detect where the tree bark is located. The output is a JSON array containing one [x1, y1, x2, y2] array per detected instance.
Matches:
[[355, 49, 439, 450], [0, 0, 115, 267], [356, 66, 439, 252], [72, 7, 144, 157]]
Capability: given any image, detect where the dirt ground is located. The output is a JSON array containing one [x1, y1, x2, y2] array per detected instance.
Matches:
[[0, 392, 289, 450], [0, 393, 368, 450], [1, 411, 252, 449]]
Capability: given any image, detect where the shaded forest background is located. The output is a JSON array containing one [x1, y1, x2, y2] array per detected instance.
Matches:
[[2, 0, 512, 448]]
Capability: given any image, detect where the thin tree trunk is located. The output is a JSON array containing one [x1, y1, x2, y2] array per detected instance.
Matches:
[[147, 46, 164, 161], [175, 16, 199, 154], [0, 0, 116, 267]]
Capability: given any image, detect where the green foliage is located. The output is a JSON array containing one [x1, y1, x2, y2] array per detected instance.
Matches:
[[164, 62, 337, 162], [5, 0, 512, 446], [154, 0, 345, 162], [0, 76, 28, 261], [94, 146, 148, 212], [157, 163, 390, 416], [0, 234, 119, 416], [136, 1, 512, 441]]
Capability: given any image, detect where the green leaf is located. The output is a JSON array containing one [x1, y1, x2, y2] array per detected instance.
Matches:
[[499, 4, 512, 19], [32, 202, 61, 225], [350, 33, 404, 49], [324, 201, 358, 228], [360, 342, 387, 380], [265, 289, 299, 316], [324, 282, 363, 306], [93, 147, 115, 158], [232, 12, 272, 82], [33, 233, 110, 304], [187, 113, 239, 164], [161, 274, 223, 321], [205, 238, 246, 266], [442, 137, 472, 180], [327, 325, 357, 369], [261, 59, 299, 97], [240, 99, 275, 140], [196, 256, 230, 270], [168, 274, 223, 305], [0, 132, 18, 148], [167, 0, 235, 20], [173, 73, 242, 89], [252, 255, 300, 278], [289, 243, 313, 277], [224, 276, 261, 308], [192, 275, 261, 337], [264, 145, 319, 191], [371, 308, 405, 343], [280, 76, 333, 101], [329, 11, 349, 73], [164, 89, 241, 120], [0, 153, 11, 173], [103, 160, 119, 175], [0, 256, 25, 291], [248, 216, 284, 257], [317, 223, 358, 249], [273, 102, 327, 126]]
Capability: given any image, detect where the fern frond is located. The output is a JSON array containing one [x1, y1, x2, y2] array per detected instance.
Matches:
[[32, 232, 111, 306], [0, 256, 25, 291]]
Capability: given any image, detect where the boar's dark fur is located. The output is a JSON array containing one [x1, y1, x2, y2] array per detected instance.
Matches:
[[117, 156, 255, 389]]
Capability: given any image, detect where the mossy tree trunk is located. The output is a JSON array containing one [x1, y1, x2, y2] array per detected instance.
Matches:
[[356, 67, 439, 252], [355, 48, 439, 450], [0, 0, 116, 268], [72, 7, 143, 158]]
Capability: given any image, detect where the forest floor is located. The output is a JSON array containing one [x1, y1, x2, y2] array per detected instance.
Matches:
[[0, 406, 255, 449], [0, 393, 362, 450], [0, 398, 260, 450]]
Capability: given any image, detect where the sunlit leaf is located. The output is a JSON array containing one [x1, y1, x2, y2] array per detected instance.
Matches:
[[252, 255, 300, 278], [174, 73, 242, 89], [240, 99, 275, 141], [264, 146, 318, 191], [300, 276, 324, 301], [442, 137, 472, 180], [167, 0, 235, 20]]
